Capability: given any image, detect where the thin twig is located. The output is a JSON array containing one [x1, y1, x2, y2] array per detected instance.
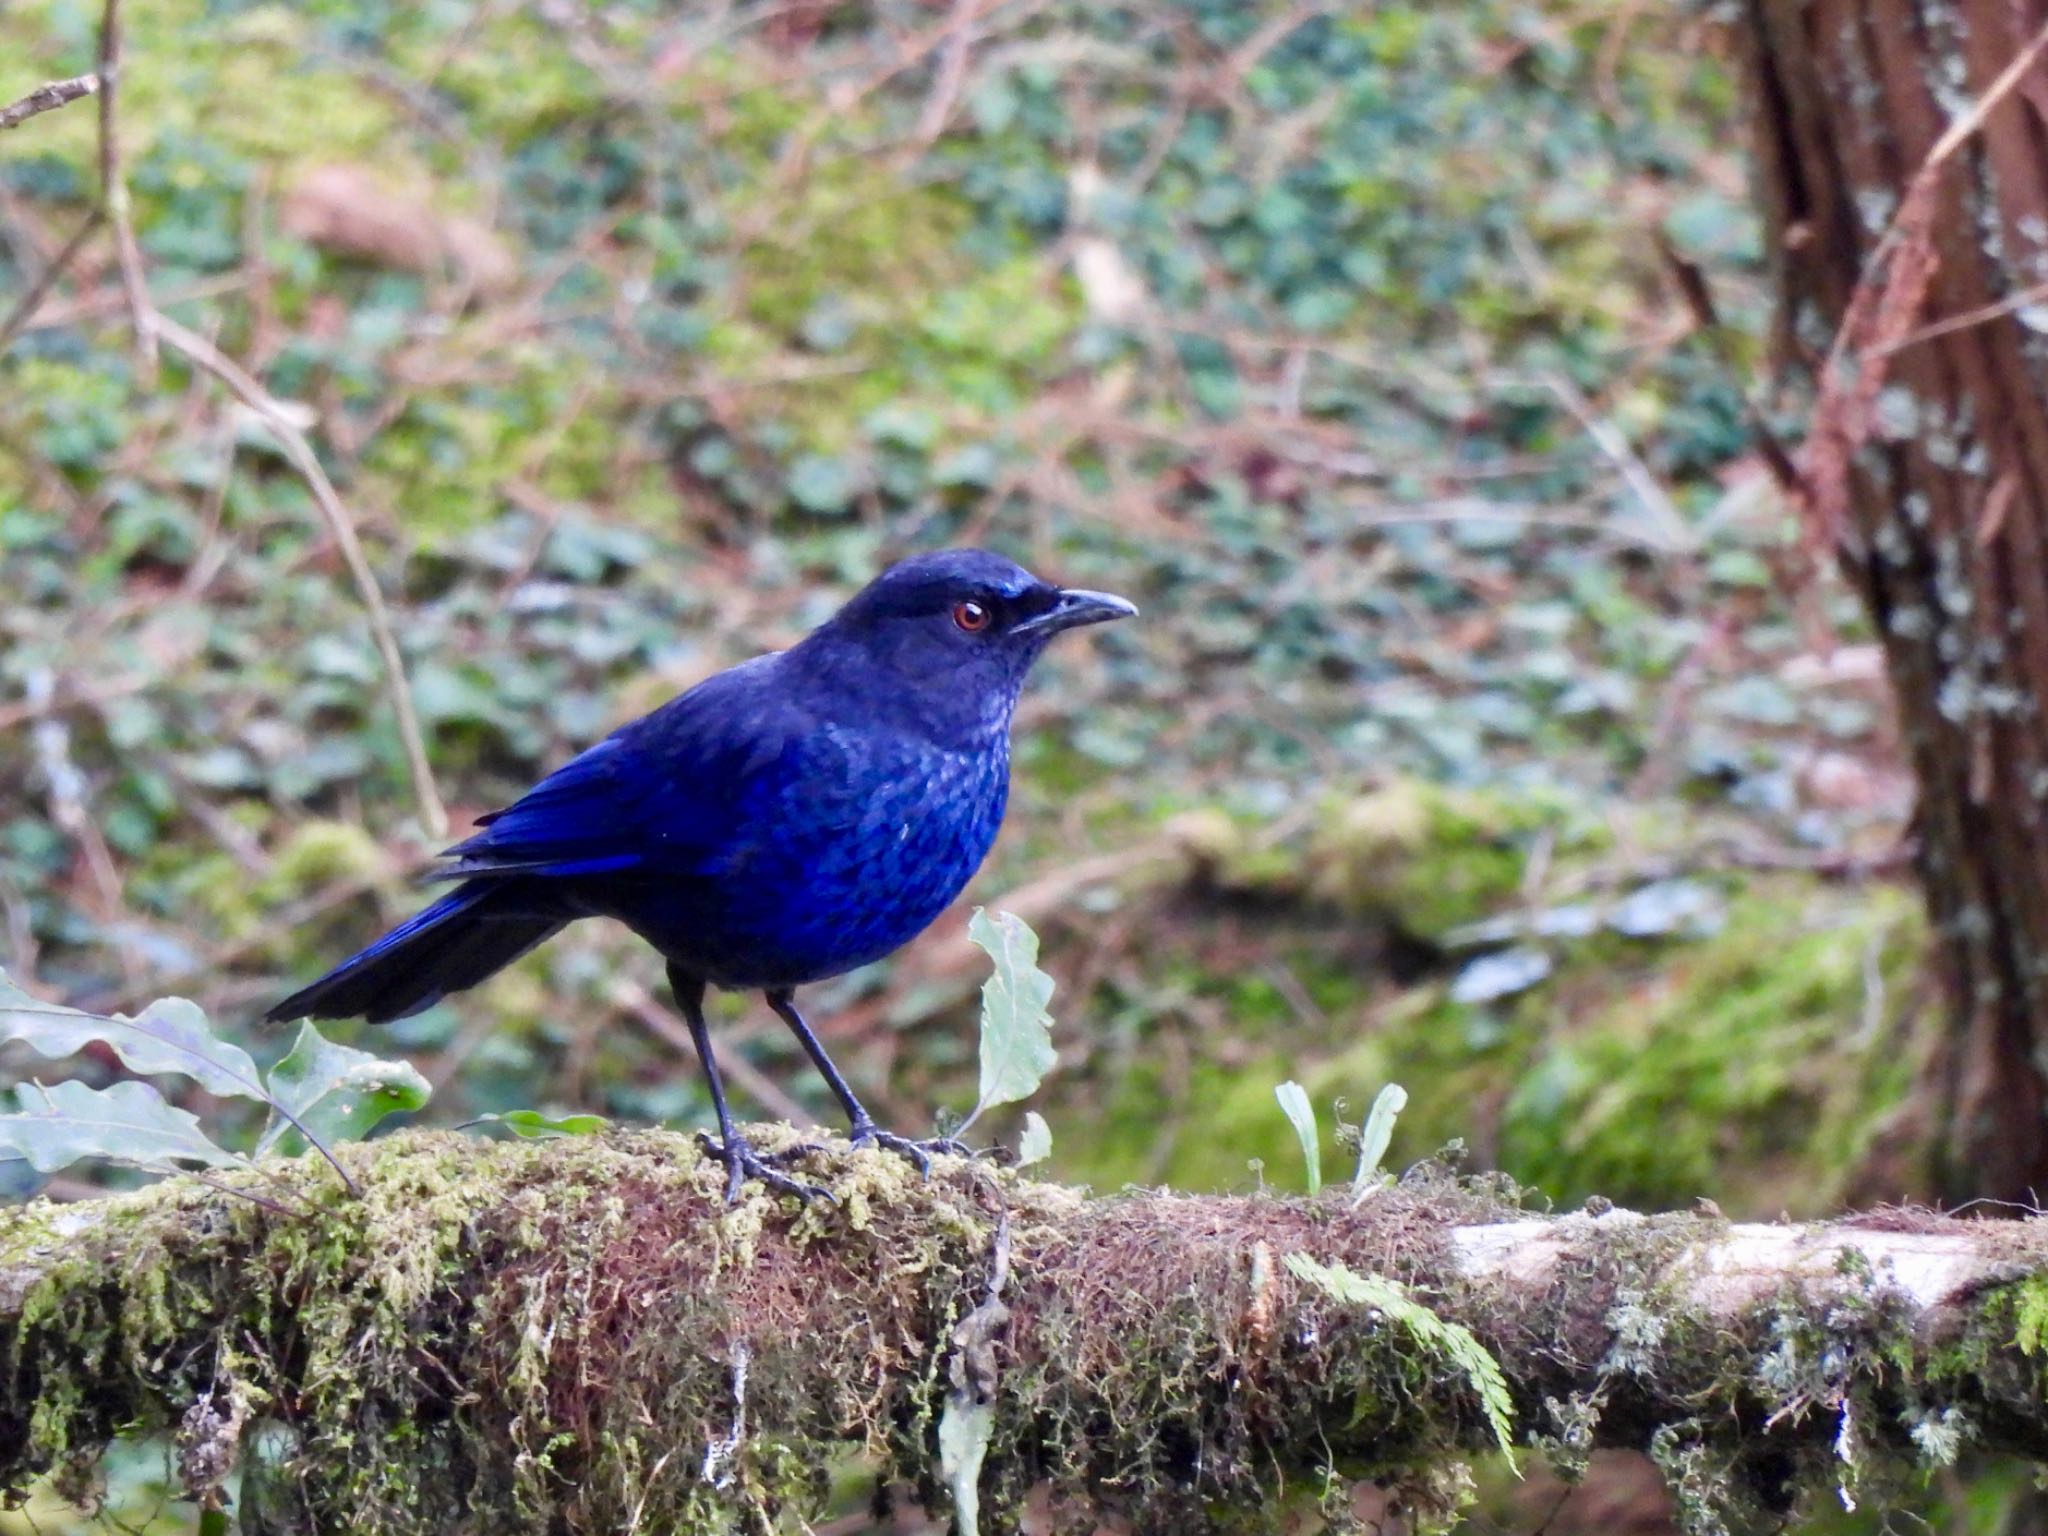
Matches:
[[1869, 275, 2048, 359], [9, 272, 247, 336], [186, 1169, 313, 1221], [95, 0, 157, 380], [0, 74, 99, 131], [0, 207, 104, 354], [1341, 496, 1684, 553], [912, 0, 982, 147], [1812, 16, 2048, 404], [149, 313, 448, 837], [611, 978, 812, 1127], [11, 0, 443, 838], [1540, 371, 1697, 555]]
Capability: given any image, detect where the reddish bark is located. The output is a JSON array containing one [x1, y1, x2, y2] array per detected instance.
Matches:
[[1739, 3, 2048, 1201]]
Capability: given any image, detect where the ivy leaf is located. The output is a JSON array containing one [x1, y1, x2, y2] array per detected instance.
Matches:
[[1274, 1081, 1321, 1195], [0, 967, 268, 1103], [961, 909, 1057, 1132], [257, 1023, 430, 1155], [468, 1109, 611, 1139], [0, 1079, 249, 1174], [1286, 1254, 1517, 1463]]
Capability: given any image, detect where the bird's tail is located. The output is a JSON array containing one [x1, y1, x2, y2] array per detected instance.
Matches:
[[265, 879, 566, 1025]]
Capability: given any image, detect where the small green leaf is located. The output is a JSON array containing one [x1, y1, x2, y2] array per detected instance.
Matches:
[[471, 1109, 611, 1139], [963, 909, 1057, 1130], [787, 453, 857, 513], [1286, 1254, 1517, 1463], [1274, 1080, 1321, 1195], [0, 967, 267, 1103], [0, 1080, 248, 1174], [1016, 1111, 1052, 1167], [1353, 1082, 1408, 1204], [937, 1394, 995, 1536], [258, 1023, 430, 1155]]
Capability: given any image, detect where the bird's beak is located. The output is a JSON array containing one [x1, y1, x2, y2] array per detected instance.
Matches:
[[1020, 587, 1139, 636]]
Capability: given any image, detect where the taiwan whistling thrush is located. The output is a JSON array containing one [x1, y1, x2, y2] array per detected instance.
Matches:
[[267, 549, 1135, 1198]]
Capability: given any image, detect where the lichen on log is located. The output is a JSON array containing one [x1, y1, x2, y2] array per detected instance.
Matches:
[[3, 1128, 2048, 1533]]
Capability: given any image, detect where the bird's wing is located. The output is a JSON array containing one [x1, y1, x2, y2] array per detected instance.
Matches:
[[430, 657, 812, 882]]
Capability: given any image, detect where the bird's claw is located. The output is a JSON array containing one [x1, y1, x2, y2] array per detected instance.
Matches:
[[697, 1132, 835, 1205], [847, 1121, 975, 1177]]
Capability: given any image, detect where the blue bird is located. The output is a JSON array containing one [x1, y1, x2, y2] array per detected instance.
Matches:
[[267, 549, 1135, 1198]]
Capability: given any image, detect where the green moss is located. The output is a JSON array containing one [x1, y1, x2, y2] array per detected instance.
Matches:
[[1320, 782, 1609, 939], [0, 1129, 1550, 1531], [10, 0, 404, 179], [1173, 779, 1608, 942], [661, 77, 1083, 458], [2005, 1273, 2048, 1357], [1496, 884, 1923, 1212], [357, 352, 627, 537], [390, 10, 607, 144], [1059, 1052, 1305, 1193], [1044, 827, 1927, 1219]]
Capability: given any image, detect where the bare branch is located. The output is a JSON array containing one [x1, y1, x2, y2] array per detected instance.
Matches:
[[150, 314, 449, 837], [0, 208, 104, 355], [3, 4, 448, 835], [95, 0, 157, 380], [0, 74, 98, 132], [911, 0, 983, 148]]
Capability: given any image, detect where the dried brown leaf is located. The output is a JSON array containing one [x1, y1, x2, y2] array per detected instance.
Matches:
[[282, 164, 516, 296]]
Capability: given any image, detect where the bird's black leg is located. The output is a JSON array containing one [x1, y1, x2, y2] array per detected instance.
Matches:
[[670, 965, 830, 1204], [764, 989, 971, 1176]]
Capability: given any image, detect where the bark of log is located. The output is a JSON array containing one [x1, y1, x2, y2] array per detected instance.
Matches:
[[1737, 1, 2048, 1204], [3, 1129, 2047, 1533]]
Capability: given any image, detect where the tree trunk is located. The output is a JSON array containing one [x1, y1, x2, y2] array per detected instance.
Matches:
[[3, 1130, 2048, 1534], [1738, 4, 2048, 1203]]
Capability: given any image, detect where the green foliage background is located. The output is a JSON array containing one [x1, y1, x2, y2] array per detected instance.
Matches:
[[0, 0, 1920, 1206], [0, 0, 1974, 1526]]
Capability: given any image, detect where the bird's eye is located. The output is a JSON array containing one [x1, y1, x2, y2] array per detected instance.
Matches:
[[952, 600, 991, 633]]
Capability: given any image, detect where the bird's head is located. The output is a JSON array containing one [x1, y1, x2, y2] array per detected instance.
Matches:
[[811, 549, 1136, 729]]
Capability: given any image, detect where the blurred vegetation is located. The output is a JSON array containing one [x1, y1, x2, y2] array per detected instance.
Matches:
[[0, 0, 1954, 1526]]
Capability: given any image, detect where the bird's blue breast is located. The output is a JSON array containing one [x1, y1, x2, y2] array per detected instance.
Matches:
[[583, 727, 1011, 989]]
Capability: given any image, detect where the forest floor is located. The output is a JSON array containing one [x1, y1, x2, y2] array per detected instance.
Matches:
[[0, 3, 1944, 1529]]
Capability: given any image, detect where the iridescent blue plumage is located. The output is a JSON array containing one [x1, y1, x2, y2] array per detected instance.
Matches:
[[267, 549, 1134, 1197]]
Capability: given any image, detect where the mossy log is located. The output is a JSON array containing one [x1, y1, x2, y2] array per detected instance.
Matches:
[[4, 1129, 2048, 1533]]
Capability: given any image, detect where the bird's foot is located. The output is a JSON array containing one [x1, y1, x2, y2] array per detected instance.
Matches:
[[697, 1131, 834, 1205], [847, 1120, 975, 1177]]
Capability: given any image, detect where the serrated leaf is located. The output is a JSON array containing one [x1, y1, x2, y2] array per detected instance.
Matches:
[[1016, 1111, 1052, 1167], [937, 1394, 994, 1536], [965, 909, 1056, 1126], [0, 1080, 249, 1174], [0, 967, 267, 1103], [1286, 1254, 1517, 1463], [257, 1023, 430, 1155], [471, 1109, 610, 1139], [1353, 1082, 1408, 1204], [1274, 1080, 1321, 1195]]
